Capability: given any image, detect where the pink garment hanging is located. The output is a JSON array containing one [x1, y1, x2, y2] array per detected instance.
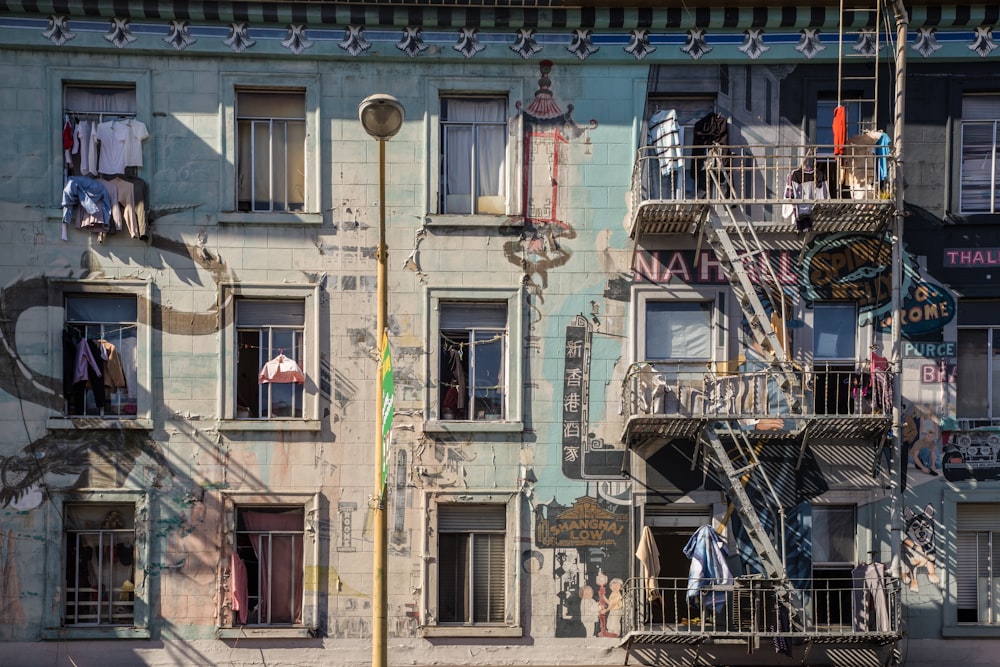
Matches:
[[231, 550, 249, 625], [258, 354, 305, 384]]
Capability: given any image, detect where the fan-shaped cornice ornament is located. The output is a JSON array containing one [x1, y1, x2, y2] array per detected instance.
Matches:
[[105, 17, 136, 48], [42, 15, 75, 46], [567, 28, 599, 60], [739, 28, 769, 59], [968, 26, 997, 57], [625, 28, 655, 60], [164, 19, 195, 51], [282, 24, 313, 55], [681, 28, 712, 60], [913, 27, 942, 57], [511, 28, 543, 59], [454, 27, 485, 58], [795, 28, 824, 59], [397, 26, 428, 57], [224, 22, 255, 53], [340, 25, 371, 56]]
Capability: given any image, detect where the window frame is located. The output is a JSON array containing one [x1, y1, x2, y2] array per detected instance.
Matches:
[[235, 89, 307, 215], [812, 301, 859, 363], [439, 95, 509, 216], [219, 283, 320, 430], [425, 287, 523, 432], [958, 93, 1000, 215], [42, 490, 150, 639], [220, 74, 321, 224], [421, 491, 522, 638], [48, 68, 151, 213], [425, 77, 524, 225], [48, 279, 152, 430], [218, 491, 319, 638], [944, 490, 1000, 637], [632, 287, 725, 367]]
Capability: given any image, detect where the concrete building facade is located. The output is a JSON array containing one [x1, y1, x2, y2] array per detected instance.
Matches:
[[0, 0, 998, 665]]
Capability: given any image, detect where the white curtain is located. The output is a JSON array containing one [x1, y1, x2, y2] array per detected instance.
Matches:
[[445, 99, 506, 211]]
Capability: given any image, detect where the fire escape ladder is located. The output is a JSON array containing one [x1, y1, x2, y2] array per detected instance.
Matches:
[[838, 0, 886, 135], [703, 163, 801, 414], [701, 423, 808, 630]]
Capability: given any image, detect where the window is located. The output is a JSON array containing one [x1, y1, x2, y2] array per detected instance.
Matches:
[[812, 504, 857, 628], [440, 96, 508, 214], [957, 503, 1000, 624], [221, 283, 318, 427], [643, 301, 713, 361], [439, 302, 507, 421], [437, 504, 506, 624], [957, 327, 1000, 419], [230, 506, 304, 626], [959, 94, 1000, 214], [63, 85, 138, 176], [63, 295, 138, 418], [63, 503, 137, 626], [813, 302, 858, 414], [236, 90, 306, 213], [236, 299, 305, 419]]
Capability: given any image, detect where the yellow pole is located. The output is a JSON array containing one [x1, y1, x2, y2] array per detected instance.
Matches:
[[373, 137, 388, 667]]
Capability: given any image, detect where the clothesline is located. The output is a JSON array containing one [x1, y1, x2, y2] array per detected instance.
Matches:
[[441, 333, 504, 352]]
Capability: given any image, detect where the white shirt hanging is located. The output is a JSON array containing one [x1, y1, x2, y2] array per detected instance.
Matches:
[[258, 353, 305, 384]]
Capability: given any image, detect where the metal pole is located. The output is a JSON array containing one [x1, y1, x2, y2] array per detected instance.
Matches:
[[373, 137, 388, 667], [889, 0, 909, 581]]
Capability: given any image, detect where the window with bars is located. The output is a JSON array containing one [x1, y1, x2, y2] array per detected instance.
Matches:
[[960, 94, 1000, 214], [235, 299, 305, 419], [231, 506, 305, 626], [64, 503, 136, 626], [440, 96, 508, 215], [236, 90, 306, 213], [811, 504, 857, 628], [438, 302, 507, 421], [64, 295, 138, 418], [437, 504, 506, 624], [957, 503, 1000, 624]]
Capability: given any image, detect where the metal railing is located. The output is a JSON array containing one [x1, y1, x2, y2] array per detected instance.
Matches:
[[623, 575, 901, 642], [622, 363, 894, 421], [630, 143, 895, 213]]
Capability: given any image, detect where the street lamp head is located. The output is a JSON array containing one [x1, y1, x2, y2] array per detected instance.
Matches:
[[359, 94, 405, 142]]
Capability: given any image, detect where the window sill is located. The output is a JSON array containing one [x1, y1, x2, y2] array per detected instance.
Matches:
[[48, 417, 152, 431], [42, 626, 150, 640], [942, 624, 1000, 638], [423, 420, 523, 434], [217, 626, 315, 640], [217, 211, 323, 225], [425, 214, 524, 229], [420, 624, 522, 638], [218, 419, 321, 432]]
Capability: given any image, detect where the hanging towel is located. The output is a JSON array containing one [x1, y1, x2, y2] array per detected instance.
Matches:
[[635, 525, 661, 601], [258, 353, 305, 384]]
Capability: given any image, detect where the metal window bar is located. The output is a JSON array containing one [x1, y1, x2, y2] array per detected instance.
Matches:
[[66, 322, 138, 418], [66, 528, 134, 625], [249, 327, 304, 419], [240, 530, 301, 625]]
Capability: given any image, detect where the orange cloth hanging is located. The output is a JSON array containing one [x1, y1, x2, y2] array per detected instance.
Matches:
[[833, 105, 847, 155]]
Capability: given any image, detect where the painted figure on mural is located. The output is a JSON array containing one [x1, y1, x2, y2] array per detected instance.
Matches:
[[909, 404, 940, 476], [579, 585, 600, 637], [602, 577, 624, 637], [902, 503, 940, 592], [595, 569, 610, 636]]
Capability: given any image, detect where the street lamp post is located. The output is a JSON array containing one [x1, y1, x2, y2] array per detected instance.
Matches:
[[358, 93, 405, 667]]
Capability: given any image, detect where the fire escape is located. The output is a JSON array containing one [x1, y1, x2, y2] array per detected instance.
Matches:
[[620, 0, 909, 664]]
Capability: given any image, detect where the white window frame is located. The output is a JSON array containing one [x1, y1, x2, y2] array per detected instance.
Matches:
[[235, 89, 307, 215], [421, 491, 522, 638], [42, 490, 150, 640], [439, 95, 509, 215], [220, 74, 321, 224], [632, 287, 725, 366], [425, 287, 523, 432], [219, 491, 319, 638], [219, 283, 320, 430], [47, 68, 151, 213], [425, 77, 524, 225], [959, 94, 1000, 215], [48, 279, 153, 430]]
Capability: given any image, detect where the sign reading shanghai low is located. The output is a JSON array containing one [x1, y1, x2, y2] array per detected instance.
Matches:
[[535, 496, 627, 548]]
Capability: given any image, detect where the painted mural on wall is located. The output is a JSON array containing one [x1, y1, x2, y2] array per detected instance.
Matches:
[[534, 495, 629, 638], [506, 60, 597, 310], [902, 503, 940, 593]]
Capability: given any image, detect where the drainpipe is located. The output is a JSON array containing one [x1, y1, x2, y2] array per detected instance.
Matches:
[[889, 0, 909, 582]]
